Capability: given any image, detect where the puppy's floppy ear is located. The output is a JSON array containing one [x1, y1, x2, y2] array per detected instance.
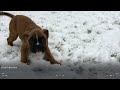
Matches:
[[43, 29, 49, 39], [22, 31, 30, 41]]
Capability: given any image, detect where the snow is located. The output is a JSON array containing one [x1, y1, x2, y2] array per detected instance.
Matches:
[[1, 11, 120, 79]]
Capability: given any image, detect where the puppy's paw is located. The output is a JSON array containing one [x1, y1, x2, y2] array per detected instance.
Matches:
[[51, 61, 61, 65], [7, 38, 13, 46], [21, 60, 30, 65], [7, 42, 13, 46]]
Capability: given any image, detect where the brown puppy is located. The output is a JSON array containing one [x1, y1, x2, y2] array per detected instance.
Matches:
[[0, 12, 60, 65]]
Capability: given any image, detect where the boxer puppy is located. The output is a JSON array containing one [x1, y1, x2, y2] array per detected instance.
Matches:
[[0, 12, 60, 65]]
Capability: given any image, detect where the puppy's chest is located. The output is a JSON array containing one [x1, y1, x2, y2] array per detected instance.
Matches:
[[28, 52, 45, 61]]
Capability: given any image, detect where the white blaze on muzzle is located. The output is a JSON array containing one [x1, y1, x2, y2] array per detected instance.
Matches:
[[36, 31, 39, 45]]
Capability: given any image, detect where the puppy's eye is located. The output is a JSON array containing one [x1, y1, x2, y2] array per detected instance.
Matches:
[[41, 38, 46, 44]]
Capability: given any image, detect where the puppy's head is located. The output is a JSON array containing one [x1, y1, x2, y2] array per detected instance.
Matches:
[[23, 29, 49, 54]]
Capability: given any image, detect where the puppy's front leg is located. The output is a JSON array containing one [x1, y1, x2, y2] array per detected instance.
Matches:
[[21, 42, 29, 64], [45, 47, 61, 64]]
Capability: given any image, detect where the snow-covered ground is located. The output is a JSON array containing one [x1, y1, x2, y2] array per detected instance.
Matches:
[[1, 11, 120, 79]]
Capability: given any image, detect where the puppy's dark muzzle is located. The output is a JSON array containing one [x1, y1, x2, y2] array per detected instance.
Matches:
[[36, 45, 47, 53]]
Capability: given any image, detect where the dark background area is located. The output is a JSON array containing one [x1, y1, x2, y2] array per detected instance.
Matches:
[[0, 0, 119, 11]]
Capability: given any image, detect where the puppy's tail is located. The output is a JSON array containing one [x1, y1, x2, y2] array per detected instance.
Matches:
[[0, 11, 14, 18]]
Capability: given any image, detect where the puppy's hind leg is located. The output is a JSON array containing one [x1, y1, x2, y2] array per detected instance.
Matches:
[[7, 20, 18, 46], [7, 33, 18, 46]]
